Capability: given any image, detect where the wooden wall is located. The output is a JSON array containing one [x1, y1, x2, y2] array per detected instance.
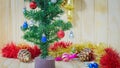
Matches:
[[0, 0, 120, 52]]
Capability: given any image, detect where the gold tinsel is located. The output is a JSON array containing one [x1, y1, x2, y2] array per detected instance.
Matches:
[[70, 42, 107, 63], [61, 0, 68, 7], [62, 0, 74, 22], [17, 43, 30, 49], [70, 42, 97, 53], [93, 43, 107, 63], [49, 42, 107, 62], [49, 47, 71, 58]]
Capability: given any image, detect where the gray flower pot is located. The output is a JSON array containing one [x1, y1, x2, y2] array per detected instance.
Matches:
[[35, 57, 55, 68]]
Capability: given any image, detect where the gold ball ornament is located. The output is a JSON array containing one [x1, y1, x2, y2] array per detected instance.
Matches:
[[62, 0, 74, 23], [78, 48, 93, 62], [17, 49, 31, 63]]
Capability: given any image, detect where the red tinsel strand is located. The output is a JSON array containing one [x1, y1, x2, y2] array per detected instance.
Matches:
[[1, 42, 41, 59], [100, 48, 120, 68], [2, 42, 20, 58], [27, 46, 41, 59], [49, 41, 72, 51]]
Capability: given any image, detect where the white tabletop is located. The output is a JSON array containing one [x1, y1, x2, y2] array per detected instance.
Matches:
[[0, 57, 88, 68]]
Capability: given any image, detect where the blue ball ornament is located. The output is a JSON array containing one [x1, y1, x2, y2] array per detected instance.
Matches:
[[93, 63, 98, 68], [88, 62, 99, 68], [21, 21, 28, 30], [23, 21, 28, 29], [41, 34, 47, 43], [88, 63, 94, 68]]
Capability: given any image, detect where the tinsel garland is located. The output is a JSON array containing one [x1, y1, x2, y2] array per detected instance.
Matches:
[[49, 42, 108, 62], [94, 43, 107, 63], [100, 47, 120, 68], [1, 42, 41, 59], [49, 41, 72, 57], [1, 42, 20, 58], [18, 43, 41, 59], [3, 41, 120, 68]]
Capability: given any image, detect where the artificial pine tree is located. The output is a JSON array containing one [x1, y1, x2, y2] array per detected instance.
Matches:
[[21, 0, 72, 59]]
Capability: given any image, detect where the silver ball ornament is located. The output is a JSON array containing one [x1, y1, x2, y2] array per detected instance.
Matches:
[[29, 20, 34, 27], [69, 31, 74, 39], [51, 0, 57, 3], [23, 7, 26, 13]]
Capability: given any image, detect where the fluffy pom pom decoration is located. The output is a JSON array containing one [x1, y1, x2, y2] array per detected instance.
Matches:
[[1, 42, 20, 58], [100, 48, 120, 68]]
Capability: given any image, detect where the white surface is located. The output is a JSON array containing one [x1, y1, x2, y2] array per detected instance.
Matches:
[[0, 57, 88, 68]]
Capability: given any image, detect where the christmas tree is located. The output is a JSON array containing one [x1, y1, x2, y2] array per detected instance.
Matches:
[[21, 0, 72, 59]]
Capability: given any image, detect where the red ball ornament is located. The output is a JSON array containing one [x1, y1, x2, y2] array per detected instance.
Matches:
[[29, 1, 37, 9], [57, 30, 65, 38]]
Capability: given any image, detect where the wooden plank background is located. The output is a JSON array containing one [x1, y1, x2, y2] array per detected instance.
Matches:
[[0, 0, 120, 52], [0, 0, 120, 68]]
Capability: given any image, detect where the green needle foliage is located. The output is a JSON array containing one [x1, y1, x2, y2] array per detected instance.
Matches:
[[22, 0, 72, 59]]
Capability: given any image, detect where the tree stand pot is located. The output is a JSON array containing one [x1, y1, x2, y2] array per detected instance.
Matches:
[[35, 57, 55, 68]]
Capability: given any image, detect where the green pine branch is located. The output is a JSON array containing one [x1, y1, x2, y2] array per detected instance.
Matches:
[[22, 0, 72, 59]]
